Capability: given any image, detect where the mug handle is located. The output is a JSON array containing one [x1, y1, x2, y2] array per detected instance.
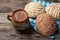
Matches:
[[7, 13, 12, 22]]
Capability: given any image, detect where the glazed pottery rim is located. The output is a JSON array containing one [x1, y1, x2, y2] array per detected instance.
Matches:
[[12, 9, 28, 23]]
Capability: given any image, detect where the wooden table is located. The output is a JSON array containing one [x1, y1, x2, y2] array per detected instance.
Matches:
[[0, 13, 60, 40]]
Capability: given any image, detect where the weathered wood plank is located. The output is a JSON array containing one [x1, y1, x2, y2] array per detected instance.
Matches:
[[0, 13, 60, 40], [0, 13, 11, 23], [0, 0, 31, 13]]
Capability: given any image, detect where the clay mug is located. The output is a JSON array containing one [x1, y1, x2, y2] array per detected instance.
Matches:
[[7, 9, 29, 30]]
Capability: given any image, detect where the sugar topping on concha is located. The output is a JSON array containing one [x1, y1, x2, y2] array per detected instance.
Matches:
[[46, 3, 60, 19], [24, 2, 45, 18], [36, 13, 57, 36]]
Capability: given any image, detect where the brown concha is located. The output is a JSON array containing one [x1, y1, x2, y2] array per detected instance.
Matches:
[[36, 13, 57, 36]]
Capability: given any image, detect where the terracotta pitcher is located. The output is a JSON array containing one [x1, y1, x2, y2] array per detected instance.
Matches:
[[7, 9, 29, 30]]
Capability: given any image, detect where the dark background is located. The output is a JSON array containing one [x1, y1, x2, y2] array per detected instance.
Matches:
[[44, 0, 60, 2]]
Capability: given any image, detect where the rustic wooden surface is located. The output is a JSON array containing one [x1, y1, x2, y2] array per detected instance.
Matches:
[[0, 0, 60, 40], [0, 0, 31, 13], [0, 13, 60, 40]]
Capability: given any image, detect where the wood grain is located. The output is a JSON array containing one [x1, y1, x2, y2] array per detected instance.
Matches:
[[0, 0, 60, 40], [0, 13, 60, 40], [0, 0, 31, 13]]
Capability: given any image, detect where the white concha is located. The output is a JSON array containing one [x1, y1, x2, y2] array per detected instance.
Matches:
[[46, 3, 60, 19], [24, 2, 45, 18]]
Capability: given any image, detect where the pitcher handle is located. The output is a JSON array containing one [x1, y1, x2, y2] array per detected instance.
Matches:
[[7, 13, 12, 22]]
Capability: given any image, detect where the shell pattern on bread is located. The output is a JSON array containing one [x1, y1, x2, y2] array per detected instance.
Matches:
[[46, 3, 60, 19], [24, 2, 45, 18], [36, 13, 57, 36]]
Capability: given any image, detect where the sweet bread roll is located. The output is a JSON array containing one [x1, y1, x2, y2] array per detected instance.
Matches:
[[46, 3, 60, 19], [36, 13, 57, 36], [24, 2, 45, 18]]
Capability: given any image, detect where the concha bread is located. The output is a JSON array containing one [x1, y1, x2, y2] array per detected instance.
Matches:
[[24, 2, 45, 18], [36, 13, 57, 36], [46, 3, 60, 19]]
